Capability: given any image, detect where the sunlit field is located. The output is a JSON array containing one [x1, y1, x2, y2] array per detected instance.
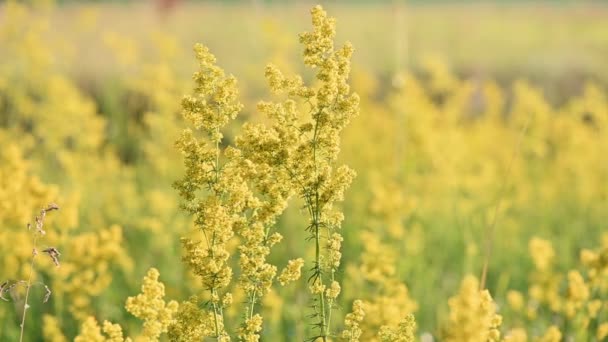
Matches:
[[1, 1, 607, 341]]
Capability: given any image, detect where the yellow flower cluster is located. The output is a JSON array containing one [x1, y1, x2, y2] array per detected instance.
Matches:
[[537, 326, 561, 342], [0, 126, 133, 339], [43, 315, 67, 342], [378, 314, 416, 342], [168, 296, 218, 341], [75, 317, 111, 342], [565, 270, 589, 317], [237, 314, 263, 342], [74, 317, 130, 342], [102, 321, 128, 342], [526, 237, 562, 315], [501, 235, 608, 340], [580, 236, 608, 285], [0, 144, 57, 280], [278, 258, 305, 286], [529, 238, 555, 272], [53, 225, 133, 321], [598, 323, 608, 340], [441, 275, 502, 342], [233, 149, 292, 337], [72, 268, 178, 342], [125, 268, 178, 340], [341, 299, 365, 341], [345, 182, 418, 341], [502, 328, 527, 342]]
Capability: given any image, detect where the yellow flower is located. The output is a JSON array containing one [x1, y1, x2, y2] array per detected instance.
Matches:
[[580, 249, 598, 266], [278, 258, 305, 286], [125, 268, 178, 341], [441, 275, 502, 342], [342, 300, 365, 341], [42, 315, 67, 342], [238, 314, 263, 342], [598, 322, 608, 340], [325, 281, 341, 300], [102, 321, 129, 342], [537, 326, 561, 342], [168, 297, 217, 342], [503, 328, 527, 342], [75, 317, 105, 342], [587, 299, 602, 319], [565, 270, 589, 317], [378, 314, 416, 342], [507, 290, 525, 311], [74, 317, 132, 342], [529, 237, 555, 272]]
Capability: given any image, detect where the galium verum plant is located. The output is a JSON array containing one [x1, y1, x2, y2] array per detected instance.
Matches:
[[238, 5, 360, 340], [1, 203, 60, 342], [171, 36, 295, 342], [172, 41, 245, 341], [171, 5, 359, 341]]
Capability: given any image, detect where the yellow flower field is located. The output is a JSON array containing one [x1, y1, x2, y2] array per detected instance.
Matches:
[[1, 1, 607, 341]]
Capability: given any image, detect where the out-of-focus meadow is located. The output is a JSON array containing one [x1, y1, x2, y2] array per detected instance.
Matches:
[[1, 0, 608, 341]]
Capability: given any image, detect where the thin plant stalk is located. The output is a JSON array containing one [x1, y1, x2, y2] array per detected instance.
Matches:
[[480, 117, 531, 290], [19, 233, 39, 342], [18, 204, 59, 342]]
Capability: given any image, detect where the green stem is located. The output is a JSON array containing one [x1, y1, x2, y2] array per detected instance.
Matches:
[[311, 113, 328, 341], [211, 290, 221, 339], [325, 271, 335, 337], [215, 132, 220, 183], [315, 215, 327, 338], [210, 129, 224, 340], [250, 291, 257, 320], [19, 234, 39, 342]]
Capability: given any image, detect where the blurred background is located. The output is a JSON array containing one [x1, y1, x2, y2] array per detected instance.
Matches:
[[1, 0, 607, 340]]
